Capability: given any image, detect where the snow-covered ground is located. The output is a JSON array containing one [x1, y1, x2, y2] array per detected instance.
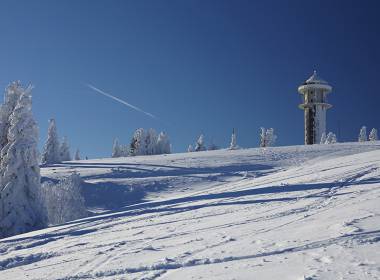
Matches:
[[1, 142, 380, 279]]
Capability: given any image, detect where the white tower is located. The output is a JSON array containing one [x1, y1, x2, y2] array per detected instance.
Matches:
[[298, 71, 332, 145]]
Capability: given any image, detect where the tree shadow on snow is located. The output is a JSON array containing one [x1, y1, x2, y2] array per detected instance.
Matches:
[[100, 178, 380, 216], [75, 176, 380, 226], [56, 162, 274, 181], [81, 181, 166, 210], [3, 177, 380, 245], [44, 162, 277, 211]]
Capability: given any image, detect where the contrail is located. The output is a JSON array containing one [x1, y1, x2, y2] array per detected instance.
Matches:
[[85, 83, 157, 120]]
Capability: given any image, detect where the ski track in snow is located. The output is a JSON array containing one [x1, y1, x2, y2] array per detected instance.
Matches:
[[1, 142, 380, 279]]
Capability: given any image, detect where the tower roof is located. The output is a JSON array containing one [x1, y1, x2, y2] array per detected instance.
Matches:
[[304, 70, 328, 85], [298, 70, 332, 93]]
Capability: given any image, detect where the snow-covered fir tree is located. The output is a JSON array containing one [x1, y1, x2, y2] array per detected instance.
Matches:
[[112, 138, 122, 158], [156, 132, 171, 154], [320, 132, 327, 144], [0, 82, 24, 156], [41, 118, 60, 164], [229, 128, 237, 150], [74, 149, 81, 160], [187, 144, 193, 152], [358, 126, 367, 142], [369, 128, 378, 141], [194, 134, 206, 152], [59, 136, 71, 161], [325, 132, 337, 144], [0, 84, 46, 238]]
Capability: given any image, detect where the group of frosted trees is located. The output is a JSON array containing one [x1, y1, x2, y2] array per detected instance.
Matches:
[[112, 126, 378, 157], [358, 126, 378, 142], [319, 126, 378, 145], [112, 128, 171, 157], [188, 128, 276, 152], [0, 82, 86, 238], [41, 119, 80, 164], [188, 124, 378, 151]]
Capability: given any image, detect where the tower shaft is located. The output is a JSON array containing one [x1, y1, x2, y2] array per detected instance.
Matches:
[[304, 104, 327, 145]]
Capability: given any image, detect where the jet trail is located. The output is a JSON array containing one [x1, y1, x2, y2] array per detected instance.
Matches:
[[85, 83, 157, 120]]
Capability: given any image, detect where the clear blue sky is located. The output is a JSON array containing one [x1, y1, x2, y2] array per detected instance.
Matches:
[[0, 0, 379, 158]]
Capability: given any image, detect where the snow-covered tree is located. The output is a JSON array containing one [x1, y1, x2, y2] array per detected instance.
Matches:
[[266, 128, 277, 147], [187, 144, 193, 152], [145, 128, 158, 155], [260, 127, 277, 147], [260, 127, 267, 147], [369, 128, 378, 141], [129, 128, 147, 156], [325, 132, 337, 144], [229, 128, 237, 150], [41, 173, 87, 225], [194, 134, 206, 152], [0, 85, 46, 238], [41, 118, 60, 164], [358, 126, 367, 142], [59, 136, 71, 161], [74, 149, 81, 160], [112, 138, 122, 158], [320, 132, 327, 144], [156, 132, 171, 154], [0, 82, 24, 157]]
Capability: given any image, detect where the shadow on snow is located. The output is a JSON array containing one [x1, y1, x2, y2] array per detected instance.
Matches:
[[3, 176, 380, 245]]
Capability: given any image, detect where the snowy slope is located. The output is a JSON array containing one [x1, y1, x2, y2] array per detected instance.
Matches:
[[1, 142, 380, 279]]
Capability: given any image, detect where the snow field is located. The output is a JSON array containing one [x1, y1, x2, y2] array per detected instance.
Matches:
[[0, 142, 379, 279]]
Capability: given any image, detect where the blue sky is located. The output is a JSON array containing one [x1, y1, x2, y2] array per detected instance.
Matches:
[[0, 0, 379, 158]]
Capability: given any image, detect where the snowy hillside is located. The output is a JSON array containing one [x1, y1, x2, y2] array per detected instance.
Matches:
[[1, 142, 380, 279]]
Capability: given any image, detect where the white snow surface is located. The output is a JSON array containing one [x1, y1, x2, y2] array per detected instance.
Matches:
[[1, 142, 380, 279]]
